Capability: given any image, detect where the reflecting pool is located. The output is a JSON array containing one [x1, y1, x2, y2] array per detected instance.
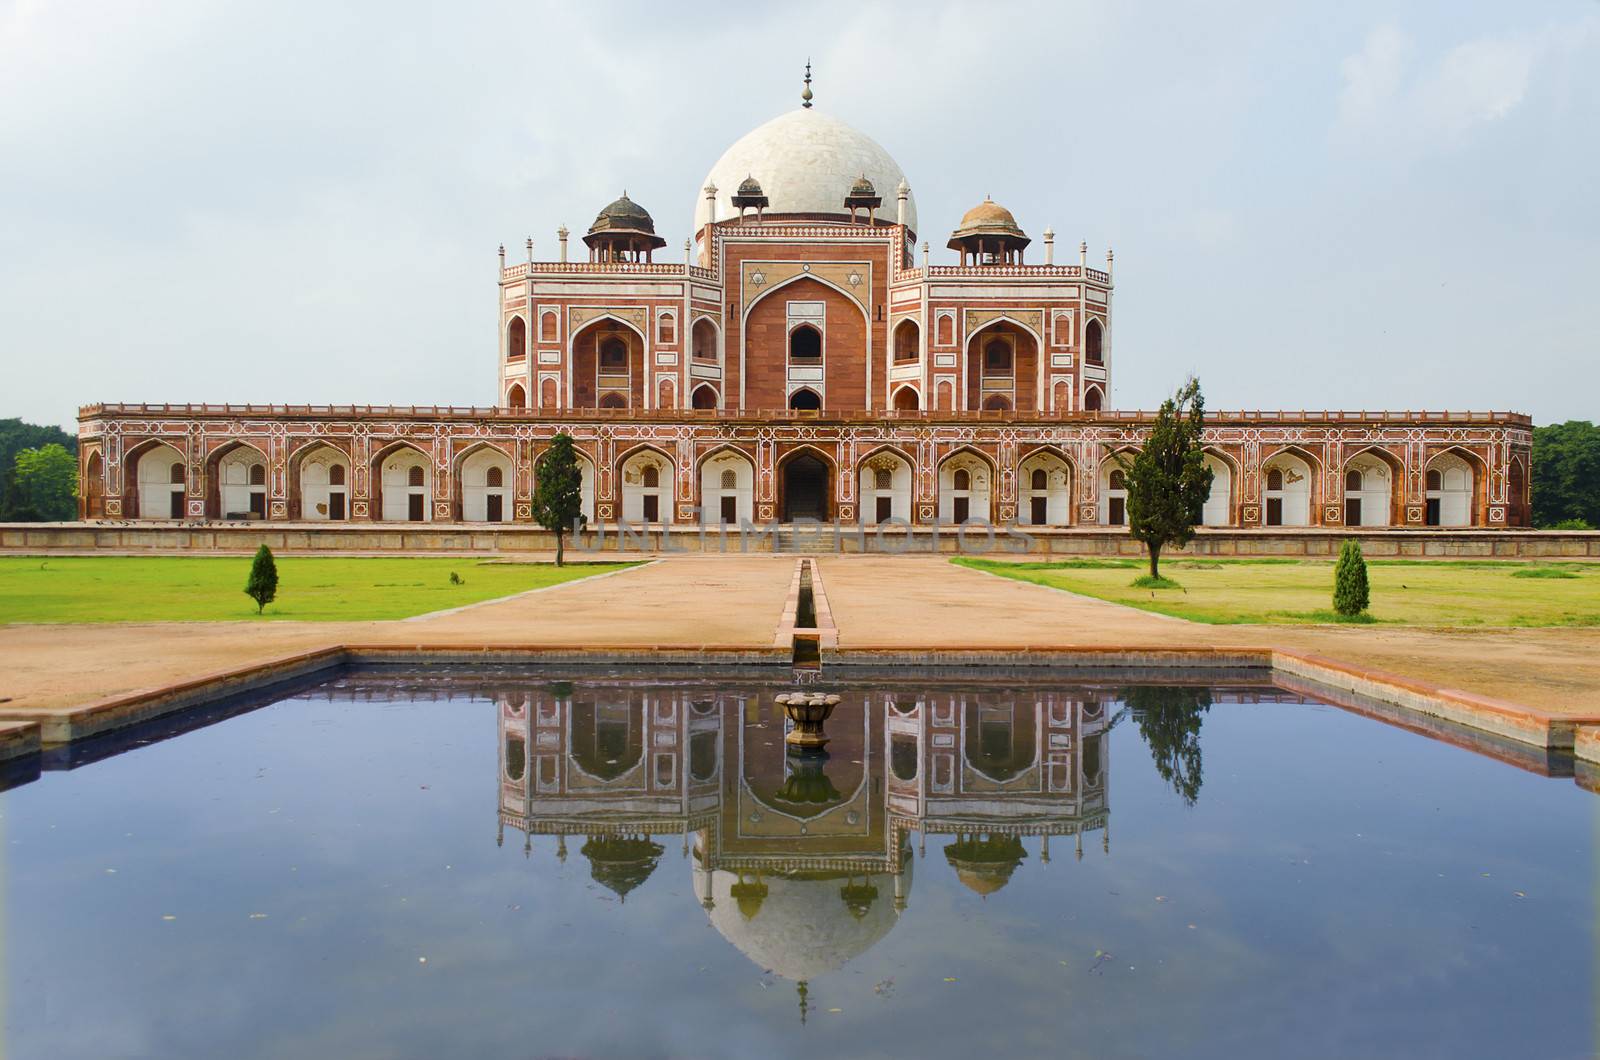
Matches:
[[4, 668, 1593, 1059]]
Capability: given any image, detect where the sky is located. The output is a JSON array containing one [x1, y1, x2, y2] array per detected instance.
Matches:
[[1, 0, 1596, 432]]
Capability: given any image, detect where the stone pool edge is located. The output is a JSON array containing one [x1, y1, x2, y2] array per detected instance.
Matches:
[[3, 643, 1598, 774]]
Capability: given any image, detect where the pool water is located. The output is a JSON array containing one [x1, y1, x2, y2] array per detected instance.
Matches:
[[4, 668, 1593, 1059]]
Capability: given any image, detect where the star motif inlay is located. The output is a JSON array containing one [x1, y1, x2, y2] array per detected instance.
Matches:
[[847, 271, 862, 286], [749, 270, 765, 288]]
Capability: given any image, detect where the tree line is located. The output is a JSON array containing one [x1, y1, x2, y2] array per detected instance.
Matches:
[[0, 418, 76, 522]]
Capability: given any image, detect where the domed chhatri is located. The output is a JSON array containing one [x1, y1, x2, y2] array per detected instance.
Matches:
[[694, 107, 918, 235], [947, 195, 1031, 264], [583, 192, 667, 263], [730, 175, 769, 220]]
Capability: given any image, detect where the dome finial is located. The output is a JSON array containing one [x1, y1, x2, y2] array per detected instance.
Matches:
[[801, 59, 813, 108]]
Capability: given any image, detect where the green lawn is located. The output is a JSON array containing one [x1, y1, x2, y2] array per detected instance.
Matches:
[[954, 556, 1600, 627], [0, 556, 640, 624]]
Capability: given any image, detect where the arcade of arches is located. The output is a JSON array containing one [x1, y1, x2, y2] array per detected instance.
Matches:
[[90, 420, 1526, 529]]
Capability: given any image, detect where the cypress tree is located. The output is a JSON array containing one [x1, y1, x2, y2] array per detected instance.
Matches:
[[244, 544, 279, 614], [1120, 376, 1213, 580], [533, 432, 585, 567], [1333, 538, 1369, 617]]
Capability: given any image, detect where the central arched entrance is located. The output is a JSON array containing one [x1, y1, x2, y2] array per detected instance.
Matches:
[[781, 452, 830, 522]]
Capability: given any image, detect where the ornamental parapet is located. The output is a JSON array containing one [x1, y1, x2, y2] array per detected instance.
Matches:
[[500, 261, 718, 281], [78, 402, 1533, 429]]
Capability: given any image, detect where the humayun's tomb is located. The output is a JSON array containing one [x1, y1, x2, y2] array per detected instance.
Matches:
[[74, 76, 1532, 542]]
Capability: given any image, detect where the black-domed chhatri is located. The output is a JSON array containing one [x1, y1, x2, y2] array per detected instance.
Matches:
[[583, 192, 667, 262]]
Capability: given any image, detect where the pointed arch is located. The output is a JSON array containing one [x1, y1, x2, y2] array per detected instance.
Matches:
[[777, 443, 836, 523], [858, 442, 916, 527], [690, 383, 719, 410], [1341, 444, 1403, 527], [618, 443, 676, 525], [891, 384, 920, 411], [569, 313, 648, 410], [288, 440, 353, 521], [454, 440, 515, 523], [1098, 445, 1138, 526], [1424, 445, 1487, 527], [1018, 445, 1074, 526], [505, 315, 526, 361], [1260, 444, 1320, 527], [741, 271, 871, 324], [788, 387, 822, 411], [371, 441, 434, 523], [1200, 447, 1240, 527], [505, 382, 527, 409], [696, 443, 756, 526], [937, 445, 996, 524], [205, 439, 270, 520], [125, 438, 188, 520], [1082, 384, 1105, 412]]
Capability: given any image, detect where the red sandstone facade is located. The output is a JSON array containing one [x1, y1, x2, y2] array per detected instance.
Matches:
[[75, 93, 1533, 531]]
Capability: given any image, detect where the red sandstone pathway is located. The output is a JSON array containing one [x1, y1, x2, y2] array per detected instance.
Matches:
[[816, 554, 1600, 716]]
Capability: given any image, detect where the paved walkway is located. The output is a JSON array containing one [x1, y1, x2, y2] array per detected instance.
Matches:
[[1, 552, 1596, 723], [0, 556, 794, 716], [818, 555, 1600, 716]]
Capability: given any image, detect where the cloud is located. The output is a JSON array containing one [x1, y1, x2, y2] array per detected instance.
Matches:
[[1334, 20, 1590, 147]]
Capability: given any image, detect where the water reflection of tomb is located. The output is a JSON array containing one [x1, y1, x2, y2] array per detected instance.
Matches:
[[498, 681, 1111, 998]]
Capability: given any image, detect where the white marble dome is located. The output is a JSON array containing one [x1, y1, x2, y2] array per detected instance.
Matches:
[[695, 863, 910, 982], [694, 107, 917, 235]]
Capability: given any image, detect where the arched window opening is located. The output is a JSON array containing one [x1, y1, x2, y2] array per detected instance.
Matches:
[[789, 324, 821, 361], [642, 465, 660, 488], [486, 466, 503, 488], [599, 392, 626, 409], [539, 312, 558, 343], [893, 387, 919, 411], [329, 464, 345, 486], [1426, 469, 1442, 491], [505, 737, 525, 783], [937, 314, 954, 346], [982, 394, 1012, 411], [506, 316, 526, 360], [600, 336, 628, 370], [1031, 468, 1047, 491], [691, 385, 718, 410], [1086, 319, 1104, 363], [248, 464, 266, 487], [1109, 469, 1125, 491], [788, 388, 821, 411], [984, 340, 1011, 372], [720, 469, 737, 490], [874, 468, 892, 491], [1345, 468, 1363, 492], [408, 465, 425, 488], [692, 319, 717, 362], [894, 320, 919, 362], [506, 383, 527, 409], [169, 462, 185, 484], [657, 314, 675, 345], [1084, 388, 1103, 412], [1267, 468, 1284, 491], [890, 735, 918, 782], [953, 468, 971, 491]]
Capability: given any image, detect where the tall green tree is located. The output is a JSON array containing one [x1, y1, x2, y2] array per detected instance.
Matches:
[[1125, 685, 1212, 806], [1532, 421, 1600, 528], [244, 544, 279, 614], [11, 443, 78, 521], [533, 432, 585, 566], [1117, 377, 1213, 579], [0, 418, 76, 521]]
